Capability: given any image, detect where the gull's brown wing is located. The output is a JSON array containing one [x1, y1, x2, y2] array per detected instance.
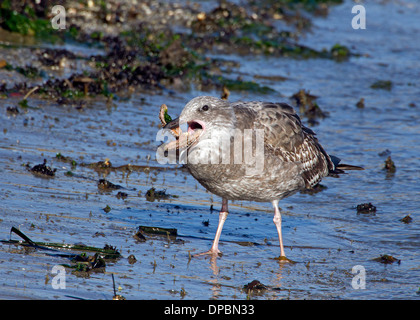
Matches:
[[232, 101, 333, 188]]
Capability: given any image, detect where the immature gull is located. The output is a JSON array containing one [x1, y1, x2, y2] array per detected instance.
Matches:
[[161, 96, 363, 259]]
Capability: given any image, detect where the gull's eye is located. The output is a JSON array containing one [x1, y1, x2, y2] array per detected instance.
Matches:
[[201, 105, 209, 111]]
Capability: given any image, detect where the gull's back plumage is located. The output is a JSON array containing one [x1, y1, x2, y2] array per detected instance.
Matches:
[[232, 101, 334, 189]]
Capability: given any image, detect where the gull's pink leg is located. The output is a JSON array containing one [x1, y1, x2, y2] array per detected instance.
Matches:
[[272, 200, 286, 258], [194, 198, 228, 257]]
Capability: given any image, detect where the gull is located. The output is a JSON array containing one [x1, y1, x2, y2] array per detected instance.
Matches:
[[162, 96, 363, 259]]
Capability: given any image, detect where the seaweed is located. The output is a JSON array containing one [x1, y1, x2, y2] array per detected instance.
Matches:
[[383, 156, 396, 173], [330, 43, 351, 61], [63, 252, 107, 275], [356, 203, 377, 214], [0, 0, 63, 40], [301, 183, 327, 195], [0, 0, 353, 107], [29, 159, 56, 177], [370, 80, 393, 91], [3, 227, 121, 260], [400, 214, 412, 224], [372, 254, 401, 264], [138, 225, 178, 237], [291, 89, 329, 122], [356, 98, 365, 109], [55, 153, 77, 168], [116, 191, 128, 200], [145, 187, 176, 202], [6, 105, 20, 115], [98, 179, 123, 191], [243, 280, 267, 296]]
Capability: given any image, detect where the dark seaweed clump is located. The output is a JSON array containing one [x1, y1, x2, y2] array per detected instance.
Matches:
[[356, 203, 376, 214], [291, 89, 329, 125], [400, 214, 412, 224], [373, 254, 401, 265], [6, 105, 20, 115], [29, 159, 56, 177], [243, 280, 267, 294], [68, 252, 106, 274], [383, 156, 396, 173], [36, 48, 77, 67], [370, 80, 393, 91], [116, 191, 128, 200], [97, 179, 123, 192], [145, 187, 171, 202]]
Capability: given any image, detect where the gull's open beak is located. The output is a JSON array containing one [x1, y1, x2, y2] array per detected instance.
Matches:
[[163, 118, 205, 152]]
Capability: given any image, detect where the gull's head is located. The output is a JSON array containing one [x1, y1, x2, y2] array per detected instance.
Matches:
[[163, 96, 233, 151]]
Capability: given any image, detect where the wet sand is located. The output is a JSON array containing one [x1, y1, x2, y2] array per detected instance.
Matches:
[[0, 0, 419, 300]]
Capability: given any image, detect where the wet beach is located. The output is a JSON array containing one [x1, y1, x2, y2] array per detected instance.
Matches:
[[0, 0, 419, 300]]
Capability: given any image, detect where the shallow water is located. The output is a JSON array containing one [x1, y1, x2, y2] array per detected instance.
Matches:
[[0, 0, 419, 300]]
